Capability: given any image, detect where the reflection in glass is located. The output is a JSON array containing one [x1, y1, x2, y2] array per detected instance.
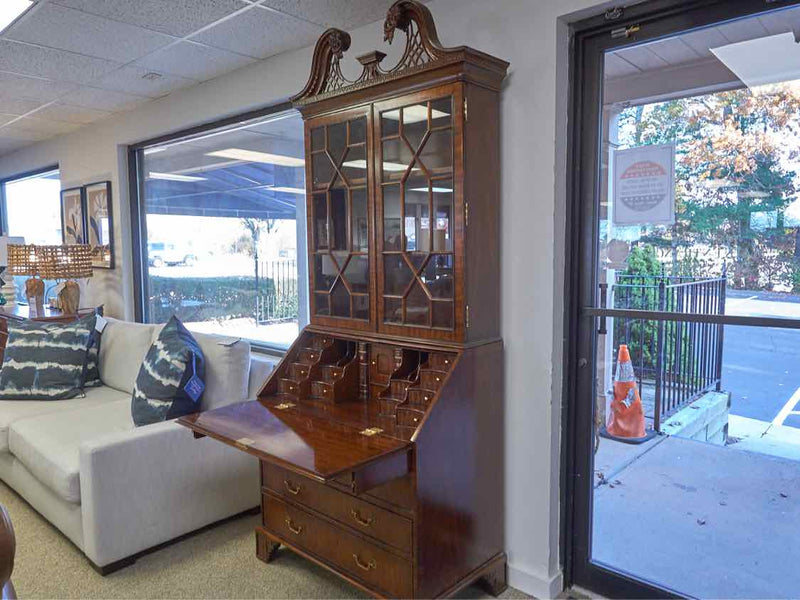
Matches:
[[344, 255, 369, 293], [432, 301, 453, 329], [406, 282, 429, 326], [330, 190, 347, 251], [330, 279, 350, 317], [422, 254, 454, 299], [352, 188, 368, 252], [384, 255, 413, 295], [383, 185, 402, 251], [384, 297, 402, 323]]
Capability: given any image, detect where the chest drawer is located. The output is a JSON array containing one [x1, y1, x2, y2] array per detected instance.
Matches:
[[262, 463, 412, 554], [263, 493, 412, 598]]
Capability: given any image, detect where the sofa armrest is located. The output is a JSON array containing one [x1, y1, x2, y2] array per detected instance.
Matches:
[[78, 420, 259, 567]]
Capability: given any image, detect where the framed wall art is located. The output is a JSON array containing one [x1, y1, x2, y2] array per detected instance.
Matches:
[[84, 181, 114, 269], [60, 187, 87, 245]]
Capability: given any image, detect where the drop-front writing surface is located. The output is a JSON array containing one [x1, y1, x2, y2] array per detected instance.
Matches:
[[178, 1, 508, 597]]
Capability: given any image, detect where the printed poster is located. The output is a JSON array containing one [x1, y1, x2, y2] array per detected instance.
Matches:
[[613, 143, 675, 226]]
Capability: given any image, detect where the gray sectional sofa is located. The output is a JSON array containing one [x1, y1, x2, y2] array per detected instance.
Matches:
[[0, 317, 277, 572]]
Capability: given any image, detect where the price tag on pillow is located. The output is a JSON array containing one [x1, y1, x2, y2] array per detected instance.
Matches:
[[184, 353, 205, 403], [95, 315, 108, 333]]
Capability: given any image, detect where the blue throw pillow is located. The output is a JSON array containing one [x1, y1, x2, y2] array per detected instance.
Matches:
[[131, 316, 205, 426], [0, 314, 97, 400]]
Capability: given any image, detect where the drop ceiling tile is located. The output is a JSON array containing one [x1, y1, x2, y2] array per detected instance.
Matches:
[[192, 7, 324, 59], [32, 103, 112, 125], [604, 53, 641, 79], [0, 115, 21, 126], [50, 0, 250, 37], [0, 73, 78, 104], [94, 66, 197, 98], [716, 18, 769, 44], [61, 86, 149, 112], [135, 41, 256, 82], [259, 0, 393, 29], [0, 40, 120, 84], [615, 46, 669, 71], [680, 27, 729, 58], [7, 116, 82, 136], [0, 95, 45, 116], [645, 38, 702, 66], [4, 4, 176, 64]]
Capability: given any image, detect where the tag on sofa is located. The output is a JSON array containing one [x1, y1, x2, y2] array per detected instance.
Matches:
[[95, 315, 108, 333], [184, 374, 204, 403]]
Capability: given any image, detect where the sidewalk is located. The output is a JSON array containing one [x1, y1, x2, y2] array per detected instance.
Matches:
[[593, 436, 800, 598]]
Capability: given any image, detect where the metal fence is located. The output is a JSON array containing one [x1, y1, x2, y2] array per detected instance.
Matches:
[[610, 273, 727, 431], [256, 259, 299, 324]]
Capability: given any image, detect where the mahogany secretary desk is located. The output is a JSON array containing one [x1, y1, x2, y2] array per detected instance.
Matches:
[[178, 2, 508, 597]]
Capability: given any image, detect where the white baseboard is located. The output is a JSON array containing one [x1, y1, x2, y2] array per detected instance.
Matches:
[[508, 563, 564, 599]]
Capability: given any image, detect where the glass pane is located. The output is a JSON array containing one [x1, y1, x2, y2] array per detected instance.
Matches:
[[430, 97, 452, 129], [311, 126, 324, 151], [329, 189, 348, 251], [383, 137, 413, 181], [342, 144, 366, 185], [314, 254, 337, 291], [384, 297, 402, 323], [422, 254, 454, 299], [406, 282, 429, 326], [328, 121, 347, 164], [383, 185, 402, 251], [353, 294, 369, 320], [384, 255, 413, 296], [140, 109, 305, 350], [312, 152, 334, 189], [348, 118, 366, 145], [313, 193, 328, 250], [402, 104, 428, 152], [352, 188, 368, 252], [432, 300, 453, 329], [420, 129, 452, 175], [405, 175, 430, 252], [330, 279, 350, 317], [382, 109, 401, 137], [344, 255, 369, 293], [408, 253, 427, 272], [432, 180, 454, 252], [314, 292, 330, 316]]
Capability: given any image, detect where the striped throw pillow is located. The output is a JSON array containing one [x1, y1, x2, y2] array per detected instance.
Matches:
[[131, 316, 205, 426], [0, 314, 96, 400]]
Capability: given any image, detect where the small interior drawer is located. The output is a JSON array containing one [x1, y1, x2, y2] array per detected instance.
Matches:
[[262, 463, 413, 554], [262, 493, 412, 598]]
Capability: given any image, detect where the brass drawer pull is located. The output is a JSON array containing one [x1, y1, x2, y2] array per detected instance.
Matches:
[[350, 509, 374, 527], [284, 480, 301, 495], [285, 517, 303, 535], [353, 554, 376, 571]]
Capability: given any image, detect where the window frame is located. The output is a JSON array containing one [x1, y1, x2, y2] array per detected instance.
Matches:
[[128, 101, 310, 355], [0, 164, 60, 238]]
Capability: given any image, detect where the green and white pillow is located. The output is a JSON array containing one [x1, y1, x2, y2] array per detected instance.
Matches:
[[0, 314, 97, 400], [131, 316, 205, 426]]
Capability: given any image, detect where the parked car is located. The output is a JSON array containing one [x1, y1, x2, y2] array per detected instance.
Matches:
[[147, 242, 196, 267]]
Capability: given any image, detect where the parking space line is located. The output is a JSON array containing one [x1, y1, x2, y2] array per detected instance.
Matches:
[[772, 386, 800, 427]]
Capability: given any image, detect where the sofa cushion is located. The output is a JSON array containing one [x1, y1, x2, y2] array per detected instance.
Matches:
[[99, 318, 157, 394], [8, 395, 132, 503], [191, 333, 250, 410], [132, 317, 205, 426], [0, 314, 97, 400], [0, 386, 124, 453]]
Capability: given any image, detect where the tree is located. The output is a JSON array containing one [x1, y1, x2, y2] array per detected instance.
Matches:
[[232, 217, 276, 310], [617, 84, 800, 290]]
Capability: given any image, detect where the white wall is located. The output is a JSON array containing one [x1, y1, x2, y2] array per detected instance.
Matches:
[[0, 0, 608, 596]]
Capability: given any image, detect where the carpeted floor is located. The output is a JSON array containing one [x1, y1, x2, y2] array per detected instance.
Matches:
[[1, 481, 529, 599]]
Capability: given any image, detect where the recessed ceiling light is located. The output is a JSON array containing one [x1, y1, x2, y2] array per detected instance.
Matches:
[[270, 186, 306, 195], [342, 159, 414, 172], [711, 32, 800, 90], [148, 172, 207, 182], [0, 0, 33, 34], [206, 148, 305, 167], [409, 187, 453, 193]]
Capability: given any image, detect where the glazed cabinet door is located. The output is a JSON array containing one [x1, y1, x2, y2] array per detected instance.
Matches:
[[374, 84, 464, 341], [306, 108, 375, 331]]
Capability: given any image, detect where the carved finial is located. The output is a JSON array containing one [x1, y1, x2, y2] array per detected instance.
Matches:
[[291, 28, 351, 103], [384, 4, 403, 43]]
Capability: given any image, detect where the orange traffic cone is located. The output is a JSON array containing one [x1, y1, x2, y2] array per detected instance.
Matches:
[[602, 345, 651, 443]]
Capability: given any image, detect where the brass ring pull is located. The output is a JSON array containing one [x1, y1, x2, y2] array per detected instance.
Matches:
[[353, 554, 376, 571], [284, 480, 301, 495], [350, 509, 374, 527], [285, 518, 303, 535]]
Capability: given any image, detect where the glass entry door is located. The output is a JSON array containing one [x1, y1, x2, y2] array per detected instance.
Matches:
[[569, 1, 800, 597]]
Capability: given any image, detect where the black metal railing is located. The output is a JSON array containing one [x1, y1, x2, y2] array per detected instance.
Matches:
[[609, 273, 726, 431], [256, 259, 298, 323]]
